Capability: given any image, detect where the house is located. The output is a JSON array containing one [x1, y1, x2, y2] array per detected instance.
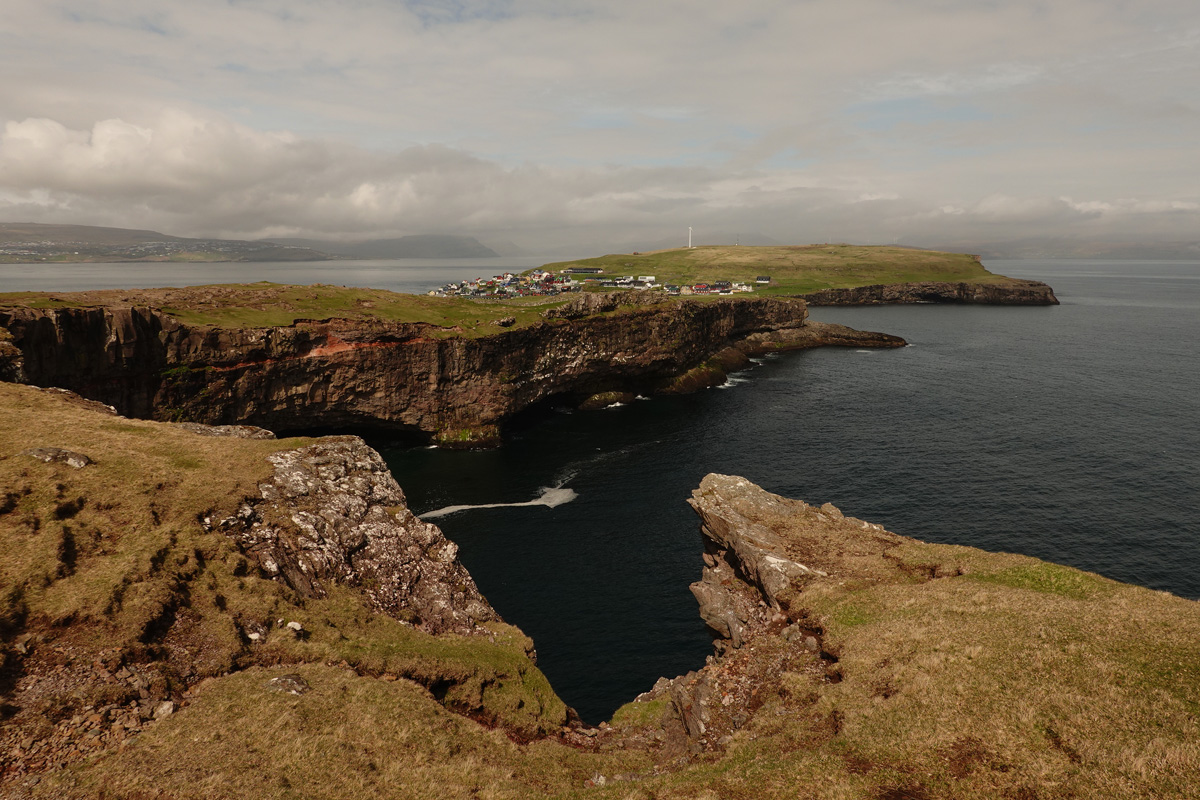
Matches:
[[756, 276, 771, 284]]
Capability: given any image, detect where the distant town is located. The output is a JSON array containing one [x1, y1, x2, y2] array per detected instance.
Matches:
[[429, 268, 769, 299]]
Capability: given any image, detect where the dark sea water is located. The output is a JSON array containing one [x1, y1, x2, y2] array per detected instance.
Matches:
[[377, 259, 1200, 723], [7, 257, 1198, 725]]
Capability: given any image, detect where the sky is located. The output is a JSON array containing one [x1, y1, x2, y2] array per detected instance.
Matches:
[[1, 0, 1198, 254]]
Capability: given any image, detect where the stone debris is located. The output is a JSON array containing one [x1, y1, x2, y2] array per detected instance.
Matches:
[[172, 421, 277, 439], [0, 645, 185, 784], [265, 674, 312, 696], [21, 447, 93, 469]]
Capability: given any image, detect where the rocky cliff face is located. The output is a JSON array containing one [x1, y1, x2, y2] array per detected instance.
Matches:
[[210, 436, 498, 635], [624, 474, 920, 755], [0, 295, 903, 445], [800, 279, 1059, 305]]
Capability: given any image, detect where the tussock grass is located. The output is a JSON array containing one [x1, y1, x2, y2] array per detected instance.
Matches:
[[34, 663, 621, 800], [542, 244, 1010, 295]]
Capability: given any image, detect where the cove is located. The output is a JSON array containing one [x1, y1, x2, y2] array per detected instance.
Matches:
[[376, 259, 1200, 724]]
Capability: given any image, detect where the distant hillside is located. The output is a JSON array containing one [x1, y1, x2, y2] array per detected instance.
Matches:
[[541, 244, 1015, 295], [931, 238, 1200, 260], [266, 235, 498, 259], [0, 222, 334, 263]]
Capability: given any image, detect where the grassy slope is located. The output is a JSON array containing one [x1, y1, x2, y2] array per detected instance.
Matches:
[[4, 385, 1199, 799], [543, 244, 1013, 295], [0, 384, 586, 797], [0, 283, 566, 335]]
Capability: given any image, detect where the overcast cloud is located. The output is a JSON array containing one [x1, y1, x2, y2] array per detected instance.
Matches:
[[1, 0, 1197, 253]]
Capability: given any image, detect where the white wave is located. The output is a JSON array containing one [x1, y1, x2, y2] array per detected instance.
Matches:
[[718, 374, 752, 389], [420, 485, 579, 519]]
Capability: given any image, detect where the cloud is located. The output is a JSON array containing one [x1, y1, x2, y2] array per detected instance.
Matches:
[[1, 1, 1198, 251]]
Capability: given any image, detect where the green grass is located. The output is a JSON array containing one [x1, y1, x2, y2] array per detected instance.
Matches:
[[0, 383, 569, 744], [541, 244, 1013, 295], [0, 283, 568, 335]]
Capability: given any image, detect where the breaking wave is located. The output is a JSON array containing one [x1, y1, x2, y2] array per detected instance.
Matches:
[[420, 485, 578, 519]]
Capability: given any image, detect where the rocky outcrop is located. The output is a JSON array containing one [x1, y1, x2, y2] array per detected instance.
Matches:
[[0, 327, 22, 382], [799, 279, 1058, 305], [626, 474, 915, 754], [0, 295, 902, 445], [207, 437, 498, 636]]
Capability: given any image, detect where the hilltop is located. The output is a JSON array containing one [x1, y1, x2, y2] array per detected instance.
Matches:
[[542, 244, 1015, 295]]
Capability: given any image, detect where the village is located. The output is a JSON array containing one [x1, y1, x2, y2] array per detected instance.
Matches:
[[428, 268, 770, 299]]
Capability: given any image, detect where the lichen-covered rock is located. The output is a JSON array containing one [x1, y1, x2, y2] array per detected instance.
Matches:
[[625, 474, 917, 753], [171, 422, 276, 439], [22, 447, 93, 469], [211, 437, 497, 635]]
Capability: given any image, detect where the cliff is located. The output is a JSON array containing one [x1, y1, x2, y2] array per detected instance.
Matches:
[[799, 279, 1059, 305], [0, 383, 566, 792], [607, 475, 1200, 797], [0, 291, 903, 446], [3, 390, 1198, 799]]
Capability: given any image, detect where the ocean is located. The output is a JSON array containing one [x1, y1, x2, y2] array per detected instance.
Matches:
[[6, 257, 1198, 724], [377, 259, 1200, 722]]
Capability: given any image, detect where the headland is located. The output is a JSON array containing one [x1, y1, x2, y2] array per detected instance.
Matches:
[[0, 284, 903, 447]]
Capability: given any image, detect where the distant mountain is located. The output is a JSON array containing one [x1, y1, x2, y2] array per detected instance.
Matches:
[[929, 238, 1200, 260], [480, 238, 526, 257], [265, 235, 498, 259], [0, 222, 334, 262]]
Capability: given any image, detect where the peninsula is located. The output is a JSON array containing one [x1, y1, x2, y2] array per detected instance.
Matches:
[[0, 283, 903, 447], [542, 244, 1059, 303]]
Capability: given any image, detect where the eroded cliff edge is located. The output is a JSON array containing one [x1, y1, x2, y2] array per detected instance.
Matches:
[[0, 291, 903, 445], [799, 279, 1058, 305], [605, 474, 1200, 798]]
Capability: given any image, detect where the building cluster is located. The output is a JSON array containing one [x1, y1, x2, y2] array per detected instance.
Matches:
[[580, 275, 768, 295], [429, 270, 580, 298], [430, 269, 772, 299]]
